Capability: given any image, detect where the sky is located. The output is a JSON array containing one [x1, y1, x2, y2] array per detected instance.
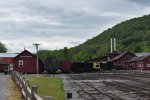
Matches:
[[0, 0, 150, 53]]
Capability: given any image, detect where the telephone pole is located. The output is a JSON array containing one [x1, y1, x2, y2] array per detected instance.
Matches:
[[33, 43, 40, 74]]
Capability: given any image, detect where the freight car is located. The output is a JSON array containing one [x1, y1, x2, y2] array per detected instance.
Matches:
[[44, 57, 60, 73], [100, 61, 114, 70], [60, 60, 71, 73], [71, 62, 100, 73]]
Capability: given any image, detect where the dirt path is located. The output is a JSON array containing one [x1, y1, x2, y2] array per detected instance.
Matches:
[[8, 75, 22, 100], [0, 73, 10, 100]]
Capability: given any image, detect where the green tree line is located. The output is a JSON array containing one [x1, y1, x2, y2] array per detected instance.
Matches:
[[38, 14, 150, 63]]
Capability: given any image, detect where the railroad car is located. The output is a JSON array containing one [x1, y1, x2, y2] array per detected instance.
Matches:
[[71, 62, 85, 73], [44, 57, 60, 73], [84, 62, 93, 72], [60, 60, 71, 73], [100, 61, 114, 70], [71, 62, 100, 73]]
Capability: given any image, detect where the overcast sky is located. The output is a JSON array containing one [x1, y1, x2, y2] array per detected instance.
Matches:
[[0, 0, 150, 53]]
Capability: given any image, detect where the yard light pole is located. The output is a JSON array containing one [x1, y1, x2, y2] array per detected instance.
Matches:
[[33, 43, 40, 74]]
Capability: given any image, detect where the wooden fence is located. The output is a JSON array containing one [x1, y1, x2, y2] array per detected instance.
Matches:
[[11, 71, 52, 100]]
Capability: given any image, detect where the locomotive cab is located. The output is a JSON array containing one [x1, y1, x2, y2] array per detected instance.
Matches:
[[93, 62, 100, 70]]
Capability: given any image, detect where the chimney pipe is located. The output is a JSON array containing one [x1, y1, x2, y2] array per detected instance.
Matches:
[[111, 36, 113, 53], [114, 36, 116, 52]]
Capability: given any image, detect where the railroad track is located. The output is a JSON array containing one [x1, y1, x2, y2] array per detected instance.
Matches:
[[114, 74, 150, 86], [103, 81, 150, 98], [73, 81, 125, 100]]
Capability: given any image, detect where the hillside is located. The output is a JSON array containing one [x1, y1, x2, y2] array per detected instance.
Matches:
[[39, 14, 150, 62]]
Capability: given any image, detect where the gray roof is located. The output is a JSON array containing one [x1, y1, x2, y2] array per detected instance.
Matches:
[[0, 53, 18, 58], [135, 53, 150, 57], [128, 55, 150, 62]]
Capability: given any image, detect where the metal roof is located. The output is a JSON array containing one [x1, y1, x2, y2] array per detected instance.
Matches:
[[112, 52, 136, 61], [0, 53, 18, 58], [135, 53, 150, 57], [128, 55, 150, 62]]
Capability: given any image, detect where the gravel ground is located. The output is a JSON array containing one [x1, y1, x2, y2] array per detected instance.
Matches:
[[57, 74, 84, 100], [0, 73, 10, 100]]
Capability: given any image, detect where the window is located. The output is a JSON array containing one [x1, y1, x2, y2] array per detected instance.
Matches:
[[18, 60, 23, 67], [147, 64, 150, 67]]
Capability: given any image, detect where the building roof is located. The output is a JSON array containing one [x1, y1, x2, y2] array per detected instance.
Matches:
[[112, 52, 126, 61], [14, 50, 36, 59], [0, 53, 18, 58], [112, 52, 135, 61], [135, 53, 150, 57], [128, 55, 150, 62]]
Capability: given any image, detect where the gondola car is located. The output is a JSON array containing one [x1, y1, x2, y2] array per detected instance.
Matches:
[[71, 62, 85, 73], [71, 62, 100, 73], [44, 57, 60, 73], [100, 61, 114, 70]]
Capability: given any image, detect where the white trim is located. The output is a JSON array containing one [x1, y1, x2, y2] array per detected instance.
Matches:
[[19, 60, 23, 67]]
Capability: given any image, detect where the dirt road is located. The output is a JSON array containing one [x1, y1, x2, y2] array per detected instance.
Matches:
[[0, 73, 10, 100]]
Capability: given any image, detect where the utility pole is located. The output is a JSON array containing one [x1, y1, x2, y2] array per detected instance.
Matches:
[[33, 43, 40, 74]]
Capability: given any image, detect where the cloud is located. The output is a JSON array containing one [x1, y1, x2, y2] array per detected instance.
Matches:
[[0, 0, 149, 53]]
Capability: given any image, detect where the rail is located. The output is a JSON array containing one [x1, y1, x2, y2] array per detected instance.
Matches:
[[74, 81, 124, 100]]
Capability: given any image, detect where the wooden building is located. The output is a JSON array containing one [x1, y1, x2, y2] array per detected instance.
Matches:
[[112, 52, 136, 69], [0, 53, 18, 72], [128, 55, 150, 70], [0, 60, 8, 72], [13, 50, 44, 74]]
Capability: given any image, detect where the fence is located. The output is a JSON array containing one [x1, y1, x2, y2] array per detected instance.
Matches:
[[11, 71, 52, 100]]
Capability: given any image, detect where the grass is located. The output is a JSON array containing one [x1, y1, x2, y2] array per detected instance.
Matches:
[[8, 76, 22, 100], [26, 77, 65, 100]]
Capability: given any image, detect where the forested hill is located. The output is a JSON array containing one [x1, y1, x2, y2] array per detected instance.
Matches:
[[39, 14, 150, 62]]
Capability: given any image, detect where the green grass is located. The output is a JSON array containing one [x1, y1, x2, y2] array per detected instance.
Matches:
[[26, 77, 65, 100]]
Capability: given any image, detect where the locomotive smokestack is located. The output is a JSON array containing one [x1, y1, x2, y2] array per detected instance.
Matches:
[[114, 36, 116, 52], [111, 36, 113, 53]]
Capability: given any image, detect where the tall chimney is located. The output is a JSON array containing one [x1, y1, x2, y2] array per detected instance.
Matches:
[[111, 36, 113, 53], [114, 36, 116, 52]]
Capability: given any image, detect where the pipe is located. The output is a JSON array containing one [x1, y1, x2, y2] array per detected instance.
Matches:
[[111, 36, 113, 53], [114, 36, 116, 52]]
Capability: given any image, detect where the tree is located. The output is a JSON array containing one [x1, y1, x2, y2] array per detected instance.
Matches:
[[63, 47, 69, 60], [134, 45, 142, 53], [0, 42, 7, 53]]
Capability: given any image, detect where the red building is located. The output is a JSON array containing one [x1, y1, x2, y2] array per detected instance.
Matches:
[[13, 50, 43, 74], [128, 55, 150, 70], [0, 53, 18, 72], [112, 52, 136, 69]]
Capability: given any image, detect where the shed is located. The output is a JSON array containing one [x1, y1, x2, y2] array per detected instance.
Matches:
[[13, 50, 44, 74], [112, 52, 136, 69], [0, 60, 9, 72], [128, 55, 150, 70], [0, 53, 18, 72]]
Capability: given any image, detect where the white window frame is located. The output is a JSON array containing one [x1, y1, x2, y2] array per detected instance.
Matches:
[[18, 60, 23, 67], [147, 64, 150, 67]]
